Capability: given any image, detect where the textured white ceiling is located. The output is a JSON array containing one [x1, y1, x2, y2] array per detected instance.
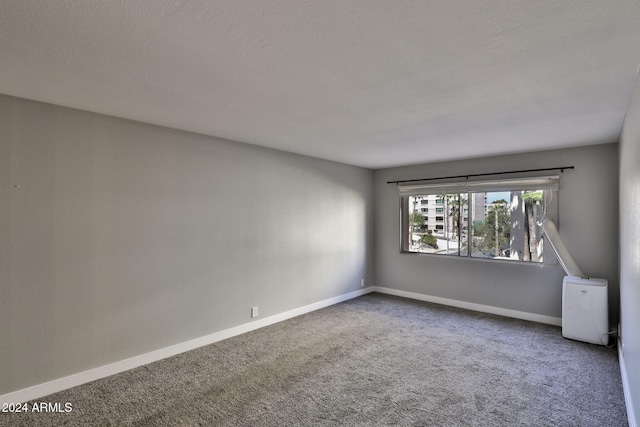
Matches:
[[2, 1, 640, 168]]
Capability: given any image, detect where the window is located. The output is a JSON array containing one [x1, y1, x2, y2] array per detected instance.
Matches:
[[399, 176, 559, 262]]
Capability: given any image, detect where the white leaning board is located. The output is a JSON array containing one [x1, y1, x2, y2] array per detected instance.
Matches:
[[562, 276, 608, 345], [542, 220, 584, 277]]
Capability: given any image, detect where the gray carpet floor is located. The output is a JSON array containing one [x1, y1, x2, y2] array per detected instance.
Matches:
[[1, 293, 627, 426]]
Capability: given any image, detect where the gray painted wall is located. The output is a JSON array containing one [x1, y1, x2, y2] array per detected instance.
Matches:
[[619, 77, 640, 420], [374, 144, 619, 320], [0, 95, 374, 395]]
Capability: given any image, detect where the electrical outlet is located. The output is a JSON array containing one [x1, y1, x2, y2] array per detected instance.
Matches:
[[361, 278, 365, 287], [251, 306, 259, 318]]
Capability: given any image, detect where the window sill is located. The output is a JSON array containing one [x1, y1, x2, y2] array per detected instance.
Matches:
[[399, 250, 552, 267]]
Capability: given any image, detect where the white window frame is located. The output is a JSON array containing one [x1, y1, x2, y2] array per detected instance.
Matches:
[[398, 176, 560, 263]]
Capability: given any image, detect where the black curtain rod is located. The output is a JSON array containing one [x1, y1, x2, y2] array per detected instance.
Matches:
[[386, 166, 575, 185]]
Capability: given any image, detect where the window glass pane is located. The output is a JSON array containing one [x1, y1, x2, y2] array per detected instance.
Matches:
[[406, 194, 468, 256], [470, 190, 545, 262], [403, 189, 549, 263]]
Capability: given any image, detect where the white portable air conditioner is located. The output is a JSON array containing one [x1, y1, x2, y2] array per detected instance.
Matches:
[[562, 276, 608, 345], [543, 220, 609, 345]]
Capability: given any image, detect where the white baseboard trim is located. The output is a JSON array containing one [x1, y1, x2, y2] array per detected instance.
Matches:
[[619, 338, 637, 427], [1, 287, 373, 405], [372, 286, 562, 326]]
